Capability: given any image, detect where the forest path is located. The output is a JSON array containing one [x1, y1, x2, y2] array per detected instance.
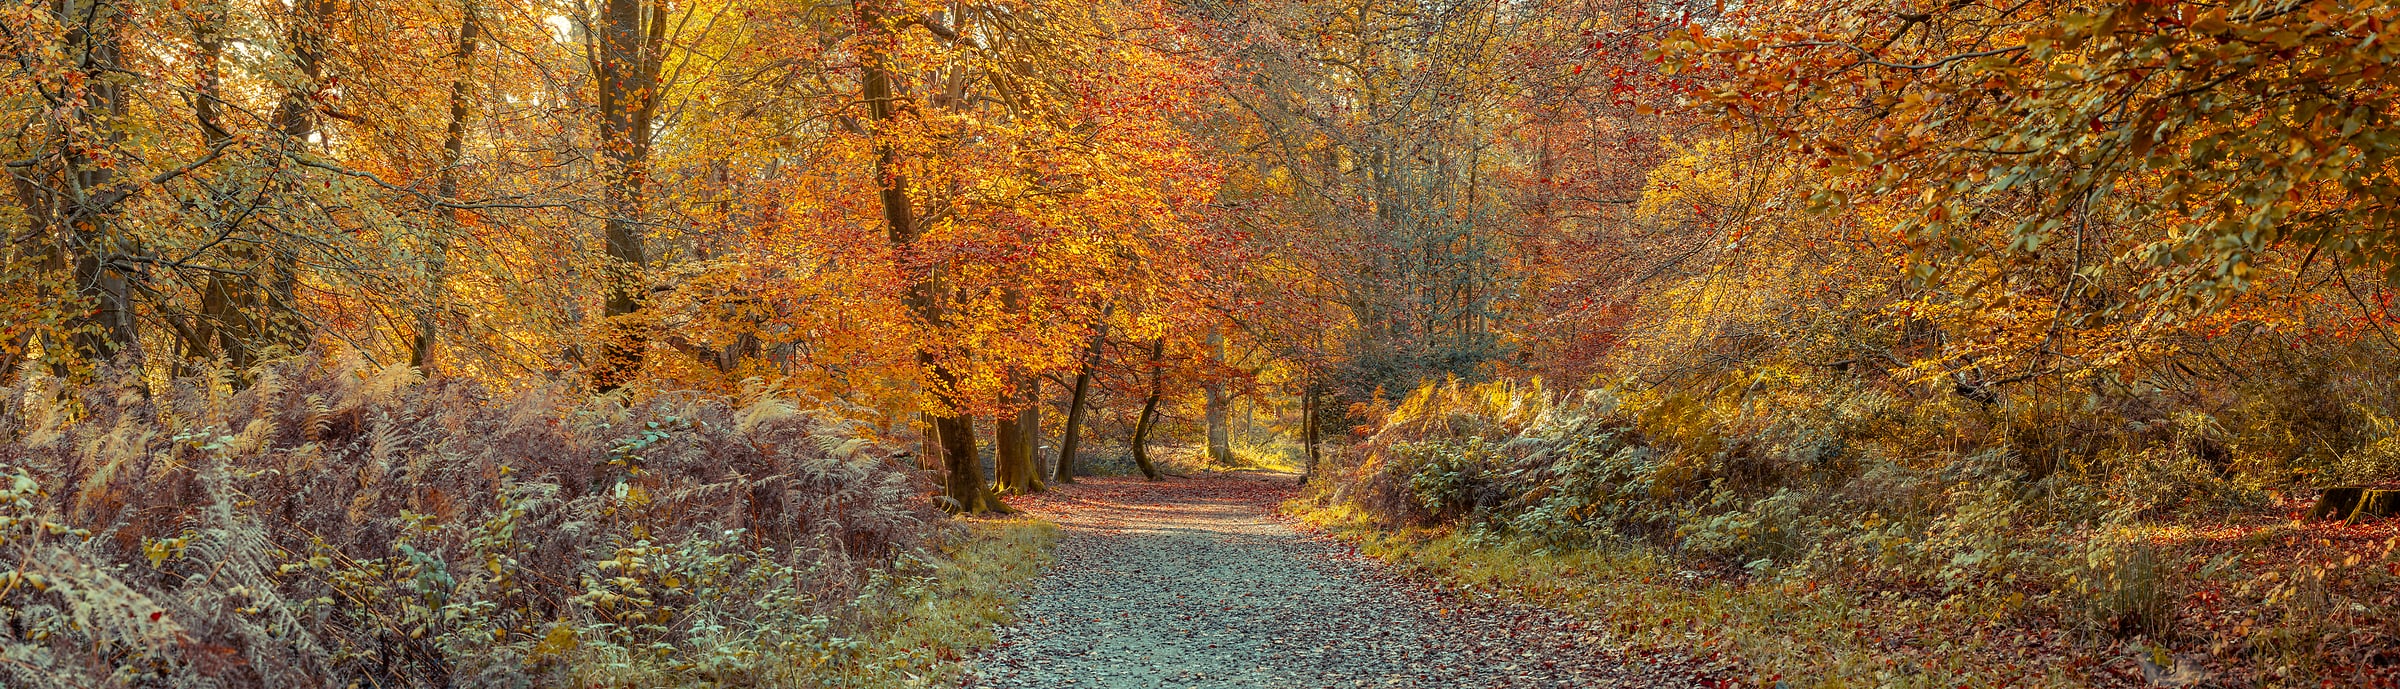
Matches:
[[965, 473, 1695, 689]]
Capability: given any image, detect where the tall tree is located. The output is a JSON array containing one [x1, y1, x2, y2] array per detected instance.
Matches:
[[412, 0, 480, 370], [16, 0, 140, 371], [855, 0, 1008, 513], [186, 0, 241, 370], [256, 0, 336, 357], [588, 0, 671, 390]]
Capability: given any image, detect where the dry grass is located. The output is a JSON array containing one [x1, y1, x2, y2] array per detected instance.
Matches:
[[838, 517, 1060, 688]]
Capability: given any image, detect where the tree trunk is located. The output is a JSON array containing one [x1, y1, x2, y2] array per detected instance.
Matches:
[[1130, 337, 1165, 481], [1203, 328, 1232, 466], [2309, 487, 2400, 524], [1021, 388, 1044, 482], [590, 0, 664, 391], [931, 408, 1005, 513], [1239, 397, 1253, 444], [1300, 380, 1321, 484], [994, 411, 1035, 493], [995, 374, 1045, 494], [919, 412, 941, 471], [994, 287, 1043, 493], [259, 0, 334, 357], [860, 0, 1003, 512], [1053, 315, 1107, 484], [1055, 357, 1095, 484], [413, 0, 478, 371], [187, 0, 326, 373], [187, 0, 235, 369], [52, 0, 139, 369]]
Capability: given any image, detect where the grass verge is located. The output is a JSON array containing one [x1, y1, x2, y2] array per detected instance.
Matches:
[[1287, 502, 2125, 688], [841, 517, 1060, 688]]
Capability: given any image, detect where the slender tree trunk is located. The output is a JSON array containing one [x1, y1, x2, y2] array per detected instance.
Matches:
[[1055, 367, 1093, 482], [591, 0, 664, 391], [413, 0, 479, 371], [258, 0, 334, 357], [1240, 398, 1254, 444], [186, 0, 230, 369], [1300, 379, 1321, 485], [1023, 396, 1043, 480], [1054, 353, 1096, 483], [860, 0, 1003, 512], [1130, 337, 1165, 481], [1053, 314, 1107, 483], [1203, 328, 1232, 466], [919, 412, 941, 471]]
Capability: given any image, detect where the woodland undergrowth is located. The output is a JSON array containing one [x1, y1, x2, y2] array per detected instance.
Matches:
[[0, 353, 1036, 688], [1296, 378, 2400, 688]]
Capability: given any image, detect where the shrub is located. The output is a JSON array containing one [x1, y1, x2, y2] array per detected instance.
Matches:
[[1678, 487, 1814, 572], [0, 354, 939, 688], [1499, 424, 1650, 549], [1394, 437, 1504, 523]]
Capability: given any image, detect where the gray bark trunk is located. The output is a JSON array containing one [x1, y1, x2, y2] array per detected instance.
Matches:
[[412, 0, 477, 372], [413, 0, 478, 370], [1203, 329, 1232, 466]]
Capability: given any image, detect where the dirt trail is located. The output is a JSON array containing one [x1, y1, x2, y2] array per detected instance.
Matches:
[[967, 473, 1698, 689]]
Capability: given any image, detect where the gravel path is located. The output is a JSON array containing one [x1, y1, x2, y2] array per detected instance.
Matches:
[[967, 473, 1704, 689]]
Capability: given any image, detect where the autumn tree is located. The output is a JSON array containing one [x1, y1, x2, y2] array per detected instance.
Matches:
[[411, 0, 480, 369], [1644, 0, 2400, 419], [1666, 0, 2398, 296], [9, 0, 141, 371], [585, 0, 676, 390], [1177, 0, 1672, 432]]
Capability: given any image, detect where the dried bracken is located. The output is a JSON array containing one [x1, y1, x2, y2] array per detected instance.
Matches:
[[1304, 378, 2400, 687], [0, 354, 938, 688]]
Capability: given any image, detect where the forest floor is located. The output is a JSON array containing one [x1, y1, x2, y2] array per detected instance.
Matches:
[[962, 472, 1707, 689]]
